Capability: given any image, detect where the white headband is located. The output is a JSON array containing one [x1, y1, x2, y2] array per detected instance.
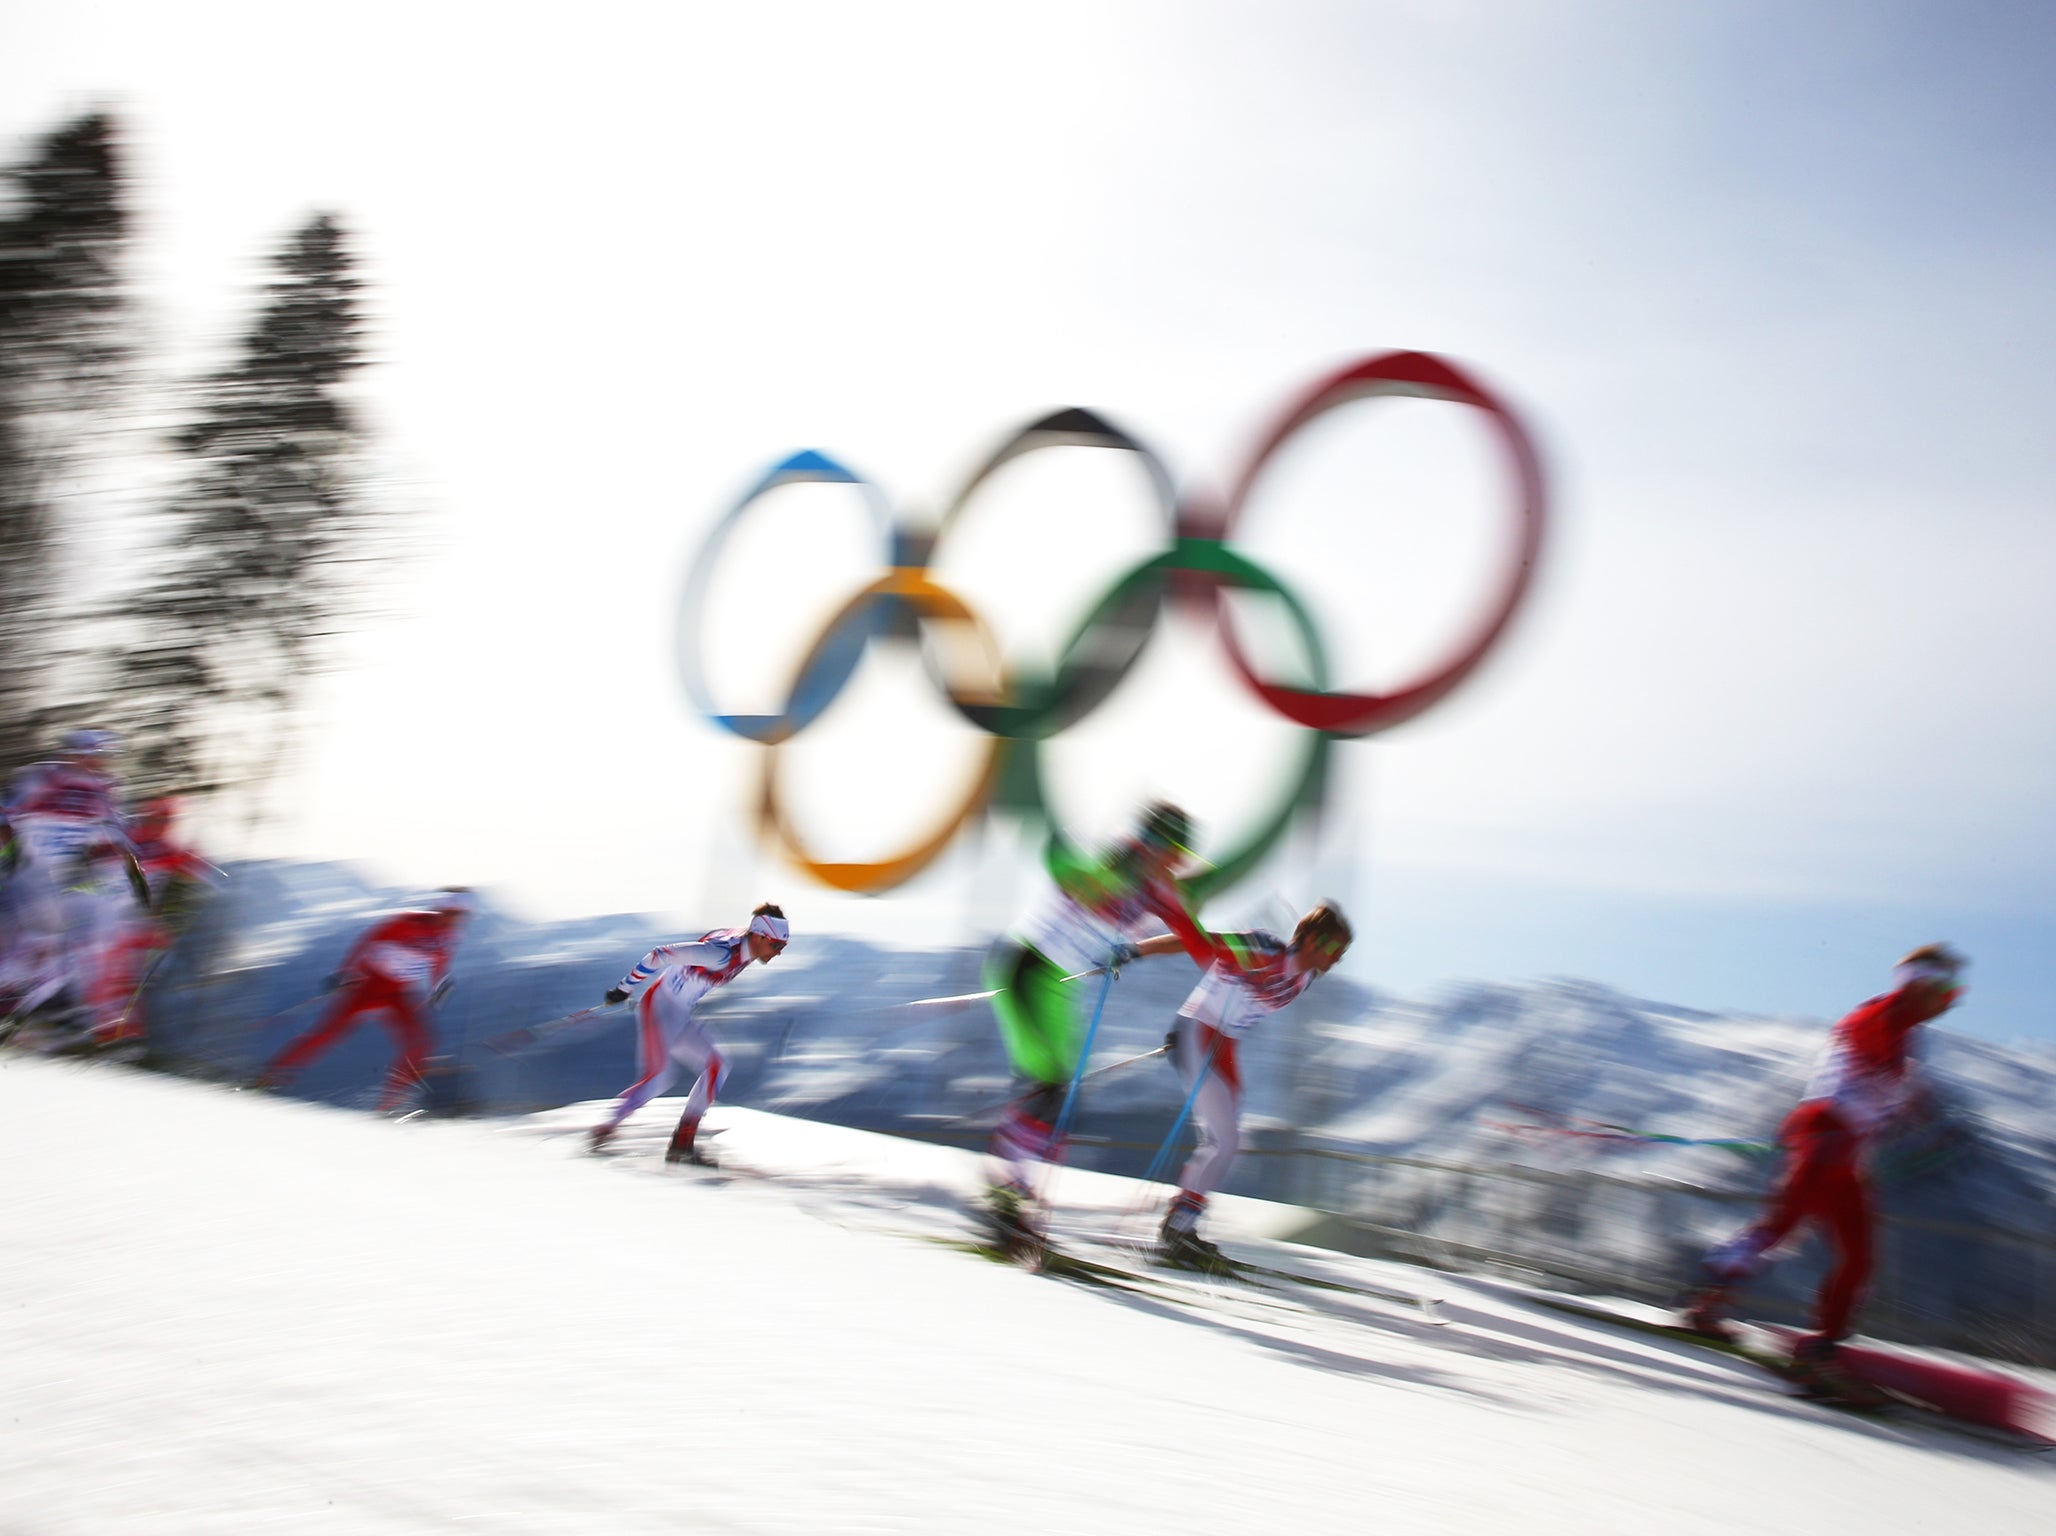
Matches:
[[1893, 959, 1959, 989], [749, 912, 790, 942]]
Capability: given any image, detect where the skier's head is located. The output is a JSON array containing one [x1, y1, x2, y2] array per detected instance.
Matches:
[[747, 902, 789, 963], [60, 728, 118, 767], [430, 887, 477, 925], [1291, 903, 1353, 974], [1131, 801, 1195, 876], [1893, 943, 1966, 1020], [132, 797, 179, 839]]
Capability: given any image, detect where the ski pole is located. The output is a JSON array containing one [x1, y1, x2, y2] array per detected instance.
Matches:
[[887, 965, 1107, 1015], [955, 1043, 1167, 1123], [1141, 1025, 1223, 1189], [248, 989, 330, 1035], [1073, 1041, 1169, 1090], [826, 966, 1112, 1050], [1029, 958, 1122, 1217], [1051, 964, 1119, 1149], [106, 946, 175, 1036], [482, 1000, 625, 1056]]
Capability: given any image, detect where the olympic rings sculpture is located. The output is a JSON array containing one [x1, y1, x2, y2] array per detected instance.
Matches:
[[678, 351, 1547, 897]]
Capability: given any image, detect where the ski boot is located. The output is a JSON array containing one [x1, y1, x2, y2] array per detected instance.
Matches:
[[1785, 1335, 1886, 1409], [587, 1123, 619, 1154], [1158, 1194, 1233, 1275], [1160, 1225, 1235, 1276], [982, 1182, 1044, 1261], [1677, 1284, 1737, 1343], [665, 1116, 716, 1166]]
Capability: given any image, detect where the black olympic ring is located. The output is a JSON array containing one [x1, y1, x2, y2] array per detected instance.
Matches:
[[677, 351, 1547, 894]]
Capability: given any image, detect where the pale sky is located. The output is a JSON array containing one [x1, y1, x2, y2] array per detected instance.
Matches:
[[7, 1, 2055, 1040]]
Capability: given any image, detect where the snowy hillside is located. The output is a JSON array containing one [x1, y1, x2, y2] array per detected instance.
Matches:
[[3, 1057, 2051, 1535], [148, 862, 2056, 1361]]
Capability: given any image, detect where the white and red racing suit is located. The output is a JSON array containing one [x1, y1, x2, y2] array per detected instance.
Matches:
[[1, 761, 137, 1016], [1165, 930, 1321, 1231], [595, 930, 762, 1145]]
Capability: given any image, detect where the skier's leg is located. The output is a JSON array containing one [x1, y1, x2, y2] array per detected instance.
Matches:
[[1173, 1029, 1241, 1201], [1714, 1102, 1842, 1273], [89, 918, 157, 1045], [52, 872, 119, 1023], [374, 983, 436, 1112], [73, 880, 132, 1034], [984, 944, 1073, 1198], [1689, 1102, 1837, 1332], [989, 1081, 1062, 1191], [592, 988, 682, 1145], [663, 1018, 723, 1163], [1808, 1152, 1875, 1345], [1784, 1146, 1886, 1404], [265, 987, 373, 1079], [1164, 1024, 1240, 1265], [6, 859, 72, 1015]]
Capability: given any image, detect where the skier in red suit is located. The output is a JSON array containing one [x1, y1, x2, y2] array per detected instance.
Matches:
[[88, 798, 222, 1049], [260, 889, 474, 1109], [1685, 943, 1966, 1389]]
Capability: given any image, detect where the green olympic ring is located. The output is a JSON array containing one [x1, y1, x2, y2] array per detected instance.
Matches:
[[680, 352, 1546, 894]]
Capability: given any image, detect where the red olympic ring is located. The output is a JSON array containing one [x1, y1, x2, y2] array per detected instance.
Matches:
[[1206, 350, 1548, 736], [680, 351, 1547, 891]]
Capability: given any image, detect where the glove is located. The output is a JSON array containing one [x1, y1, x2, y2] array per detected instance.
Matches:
[[322, 971, 346, 993], [1163, 1027, 1180, 1055], [1108, 942, 1141, 974], [603, 987, 629, 1007]]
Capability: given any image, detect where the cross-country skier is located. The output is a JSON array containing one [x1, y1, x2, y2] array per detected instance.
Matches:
[[980, 802, 1219, 1254], [0, 730, 145, 1027], [587, 903, 790, 1162], [1682, 944, 1967, 1396], [258, 889, 475, 1110], [88, 798, 222, 1051], [127, 797, 219, 915], [1158, 902, 1353, 1271]]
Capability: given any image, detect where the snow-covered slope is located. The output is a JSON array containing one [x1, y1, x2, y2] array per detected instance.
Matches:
[[3, 1057, 2051, 1535], [149, 862, 2056, 1362]]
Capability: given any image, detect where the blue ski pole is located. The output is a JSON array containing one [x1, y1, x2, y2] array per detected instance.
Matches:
[[1032, 955, 1122, 1216], [1142, 1026, 1223, 1189], [1051, 962, 1119, 1147]]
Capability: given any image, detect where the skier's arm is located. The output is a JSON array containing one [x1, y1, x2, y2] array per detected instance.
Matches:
[[1131, 933, 1188, 960], [1045, 841, 1120, 911], [425, 936, 458, 990], [166, 849, 224, 887], [1165, 921, 1279, 982], [330, 918, 397, 986], [608, 940, 725, 1001], [1144, 887, 1245, 971]]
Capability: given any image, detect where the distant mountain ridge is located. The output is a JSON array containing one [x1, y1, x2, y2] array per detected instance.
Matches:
[[150, 860, 2056, 1360]]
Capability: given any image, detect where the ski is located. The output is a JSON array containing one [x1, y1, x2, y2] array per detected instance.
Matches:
[[1754, 1323, 2054, 1444], [1084, 1234, 1445, 1321], [1527, 1293, 2052, 1446], [1056, 1220, 1444, 1317], [924, 1234, 1201, 1304], [1207, 1250, 1446, 1320]]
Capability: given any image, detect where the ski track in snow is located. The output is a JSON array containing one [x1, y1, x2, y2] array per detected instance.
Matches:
[[2, 1055, 2051, 1536]]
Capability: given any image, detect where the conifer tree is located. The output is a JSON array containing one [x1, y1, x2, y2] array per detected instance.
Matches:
[[120, 213, 372, 797], [0, 113, 130, 769]]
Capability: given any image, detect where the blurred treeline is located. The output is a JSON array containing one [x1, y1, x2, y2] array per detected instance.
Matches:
[[0, 111, 393, 806]]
